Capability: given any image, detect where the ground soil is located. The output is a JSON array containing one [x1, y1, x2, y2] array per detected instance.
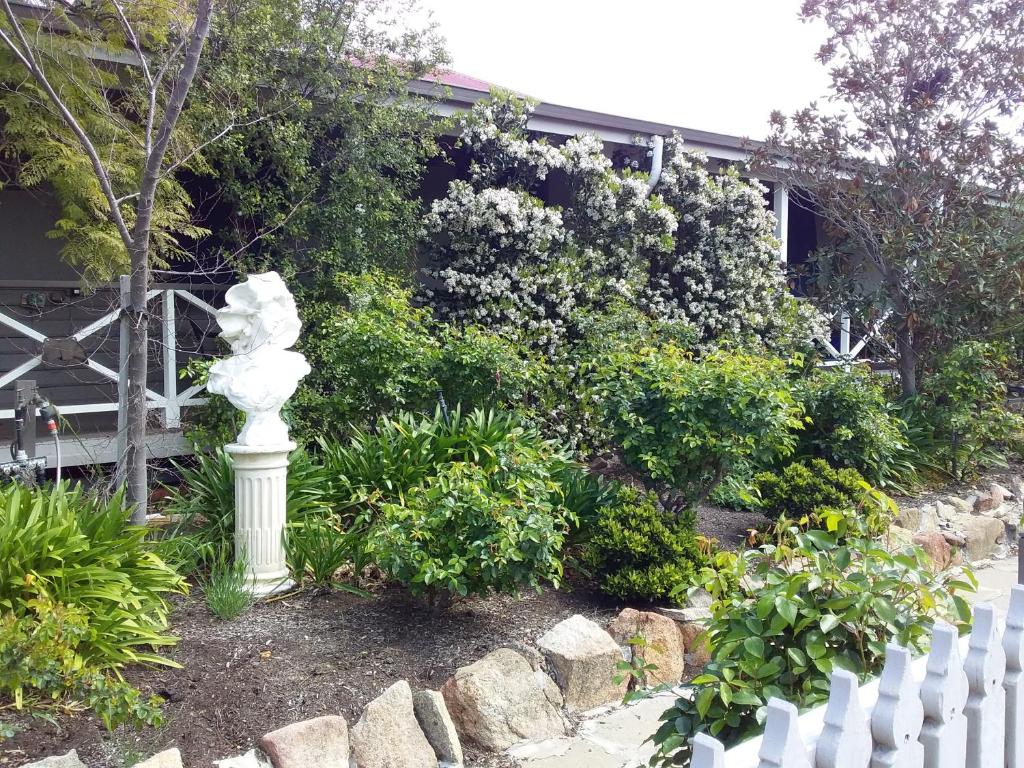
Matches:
[[1, 506, 755, 768]]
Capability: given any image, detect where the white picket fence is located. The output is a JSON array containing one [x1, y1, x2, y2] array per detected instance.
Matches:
[[693, 587, 1024, 767]]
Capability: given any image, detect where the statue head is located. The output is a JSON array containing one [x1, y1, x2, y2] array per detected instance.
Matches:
[[216, 271, 302, 355]]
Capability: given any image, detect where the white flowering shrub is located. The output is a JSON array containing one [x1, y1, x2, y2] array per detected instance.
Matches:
[[647, 135, 786, 343], [419, 94, 788, 353]]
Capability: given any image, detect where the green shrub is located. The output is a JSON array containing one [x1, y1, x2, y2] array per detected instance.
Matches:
[[753, 458, 865, 519], [199, 555, 253, 620], [299, 271, 441, 431], [750, 459, 893, 541], [368, 460, 572, 610], [434, 324, 540, 413], [794, 367, 914, 488], [580, 485, 705, 604], [295, 271, 543, 438], [593, 345, 804, 512], [319, 407, 573, 503], [0, 483, 185, 729], [321, 408, 576, 609], [165, 447, 330, 567], [651, 523, 974, 765], [0, 598, 165, 730], [0, 483, 186, 670], [915, 341, 1024, 480]]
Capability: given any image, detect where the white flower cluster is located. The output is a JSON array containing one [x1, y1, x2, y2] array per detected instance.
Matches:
[[645, 134, 786, 343], [418, 99, 787, 353]]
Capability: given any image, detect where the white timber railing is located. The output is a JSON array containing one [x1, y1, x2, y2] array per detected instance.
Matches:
[[693, 590, 1024, 767], [0, 278, 221, 428], [813, 308, 892, 370]]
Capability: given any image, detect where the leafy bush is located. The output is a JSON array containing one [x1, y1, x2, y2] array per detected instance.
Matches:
[[0, 483, 185, 728], [299, 271, 441, 431], [368, 460, 572, 610], [165, 447, 330, 567], [594, 346, 804, 512], [794, 367, 914, 488], [296, 271, 542, 438], [0, 598, 165, 730], [915, 341, 1024, 479], [580, 484, 705, 604], [322, 408, 577, 609], [0, 483, 186, 670], [651, 523, 974, 764]]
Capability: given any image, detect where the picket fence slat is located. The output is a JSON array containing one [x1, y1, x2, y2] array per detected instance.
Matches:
[[1005, 586, 1024, 768], [758, 699, 813, 768], [919, 623, 968, 768], [817, 669, 871, 768], [871, 645, 924, 768], [964, 604, 1005, 768], [693, 731, 727, 768], [692, 596, 1024, 768]]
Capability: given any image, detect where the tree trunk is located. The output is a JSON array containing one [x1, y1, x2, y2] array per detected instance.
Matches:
[[125, 243, 150, 525], [895, 320, 918, 398]]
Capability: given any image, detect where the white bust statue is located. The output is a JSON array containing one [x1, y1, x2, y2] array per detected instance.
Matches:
[[207, 271, 311, 446]]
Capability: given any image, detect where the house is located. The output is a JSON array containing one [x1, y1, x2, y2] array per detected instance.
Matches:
[[0, 64, 827, 471]]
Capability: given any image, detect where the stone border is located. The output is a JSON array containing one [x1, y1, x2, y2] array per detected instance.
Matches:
[[891, 475, 1022, 565], [25, 609, 707, 768]]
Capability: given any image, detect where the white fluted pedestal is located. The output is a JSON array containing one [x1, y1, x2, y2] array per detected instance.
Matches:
[[227, 442, 296, 597]]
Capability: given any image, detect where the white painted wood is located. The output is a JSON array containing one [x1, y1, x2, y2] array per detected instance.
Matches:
[[965, 604, 1005, 768], [1004, 586, 1024, 768], [772, 183, 789, 264], [161, 290, 180, 429], [175, 288, 219, 317], [870, 645, 924, 768], [86, 359, 165, 403], [920, 622, 968, 768], [0, 307, 47, 342], [692, 731, 726, 768], [816, 670, 871, 768], [71, 288, 160, 342], [759, 698, 813, 768], [0, 354, 42, 389]]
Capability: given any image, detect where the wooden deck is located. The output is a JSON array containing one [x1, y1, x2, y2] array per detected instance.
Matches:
[[34, 428, 193, 469]]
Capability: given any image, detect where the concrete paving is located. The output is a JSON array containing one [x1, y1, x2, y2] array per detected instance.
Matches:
[[967, 554, 1019, 615], [509, 690, 684, 768], [511, 557, 1022, 768]]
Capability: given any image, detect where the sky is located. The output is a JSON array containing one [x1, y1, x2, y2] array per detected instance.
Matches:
[[416, 0, 833, 140]]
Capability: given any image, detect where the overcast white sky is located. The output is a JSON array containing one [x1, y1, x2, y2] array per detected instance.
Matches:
[[417, 0, 833, 140]]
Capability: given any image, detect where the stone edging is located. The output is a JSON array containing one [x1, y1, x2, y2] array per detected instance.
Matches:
[[26, 608, 708, 768]]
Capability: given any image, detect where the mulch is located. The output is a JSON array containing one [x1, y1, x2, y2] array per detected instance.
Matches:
[[1, 507, 756, 768]]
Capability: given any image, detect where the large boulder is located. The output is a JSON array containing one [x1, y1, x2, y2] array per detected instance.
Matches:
[[413, 688, 464, 766], [351, 680, 436, 768], [677, 620, 711, 668], [215, 752, 272, 768], [606, 608, 685, 685], [884, 525, 916, 553], [960, 515, 1006, 561], [911, 531, 956, 572], [537, 614, 629, 711], [131, 750, 183, 768], [441, 648, 567, 751], [24, 753, 87, 768], [259, 715, 350, 768]]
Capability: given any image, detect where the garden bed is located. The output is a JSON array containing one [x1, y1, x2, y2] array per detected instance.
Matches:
[[2, 502, 755, 768]]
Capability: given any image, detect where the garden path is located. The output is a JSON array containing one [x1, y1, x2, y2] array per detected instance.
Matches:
[[509, 557, 1020, 768]]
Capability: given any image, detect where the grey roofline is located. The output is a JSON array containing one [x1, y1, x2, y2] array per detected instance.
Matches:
[[409, 80, 769, 167]]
